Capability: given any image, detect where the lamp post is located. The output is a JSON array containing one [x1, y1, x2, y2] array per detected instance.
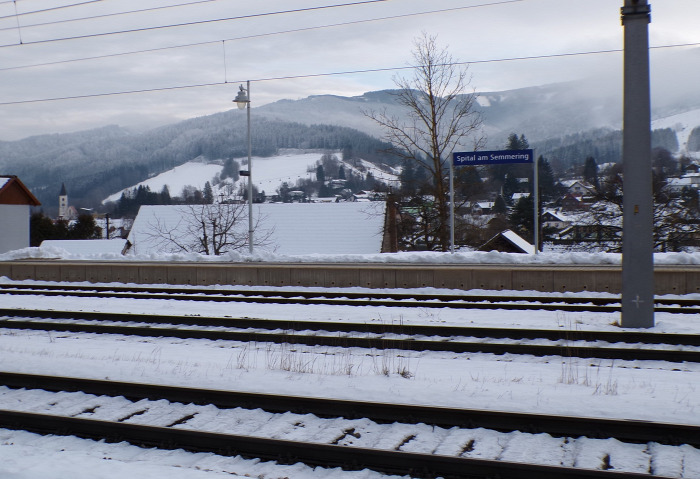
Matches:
[[234, 81, 253, 254]]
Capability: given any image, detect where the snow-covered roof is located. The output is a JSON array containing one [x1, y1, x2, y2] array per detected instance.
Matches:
[[541, 209, 579, 223], [511, 192, 530, 201], [128, 202, 387, 256], [501, 229, 536, 254], [40, 239, 127, 255]]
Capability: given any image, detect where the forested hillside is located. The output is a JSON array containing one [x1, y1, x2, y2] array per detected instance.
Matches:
[[3, 79, 700, 213], [1, 111, 394, 210]]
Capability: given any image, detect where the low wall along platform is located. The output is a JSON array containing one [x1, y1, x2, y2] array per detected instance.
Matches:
[[0, 261, 698, 294]]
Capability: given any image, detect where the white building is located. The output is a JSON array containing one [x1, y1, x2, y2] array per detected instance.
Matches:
[[126, 202, 388, 256], [0, 176, 41, 254]]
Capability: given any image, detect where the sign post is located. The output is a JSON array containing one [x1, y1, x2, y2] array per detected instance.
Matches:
[[453, 149, 534, 167], [452, 149, 535, 252]]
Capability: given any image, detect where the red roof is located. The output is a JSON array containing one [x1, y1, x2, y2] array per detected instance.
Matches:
[[0, 176, 41, 206]]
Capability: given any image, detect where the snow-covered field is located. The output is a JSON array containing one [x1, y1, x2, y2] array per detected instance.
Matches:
[[101, 151, 400, 205], [0, 277, 699, 478]]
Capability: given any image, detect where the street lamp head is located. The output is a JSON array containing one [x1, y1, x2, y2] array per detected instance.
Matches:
[[234, 84, 249, 109]]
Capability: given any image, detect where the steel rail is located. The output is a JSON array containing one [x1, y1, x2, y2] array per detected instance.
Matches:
[[2, 308, 700, 346], [1, 317, 698, 363], [0, 409, 663, 479], [1, 283, 628, 303], [0, 284, 697, 313], [1, 372, 697, 448]]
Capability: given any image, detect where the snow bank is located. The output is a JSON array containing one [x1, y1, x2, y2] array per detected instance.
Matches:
[[2, 246, 700, 265]]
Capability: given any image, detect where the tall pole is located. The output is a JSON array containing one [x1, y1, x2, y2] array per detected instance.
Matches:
[[246, 80, 253, 255], [533, 154, 539, 254], [449, 159, 455, 253], [621, 0, 654, 327]]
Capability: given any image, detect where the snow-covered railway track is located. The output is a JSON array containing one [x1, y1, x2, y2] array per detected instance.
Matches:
[[1, 372, 698, 478], [2, 309, 700, 363], [1, 282, 697, 313]]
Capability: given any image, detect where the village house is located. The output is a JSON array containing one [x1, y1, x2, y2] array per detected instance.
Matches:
[[541, 209, 576, 231], [478, 229, 535, 254], [126, 202, 390, 256], [0, 175, 41, 254], [470, 201, 494, 216]]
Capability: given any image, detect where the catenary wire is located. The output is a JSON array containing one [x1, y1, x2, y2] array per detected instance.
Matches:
[[0, 0, 390, 47], [0, 0, 105, 21], [0, 1, 525, 72], [0, 42, 696, 107], [0, 0, 223, 26]]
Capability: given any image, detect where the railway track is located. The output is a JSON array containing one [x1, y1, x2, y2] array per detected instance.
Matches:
[[1, 282, 698, 313], [0, 372, 695, 478], [1, 308, 699, 363]]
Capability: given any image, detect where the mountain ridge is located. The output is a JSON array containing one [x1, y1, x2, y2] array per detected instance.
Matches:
[[3, 80, 700, 213]]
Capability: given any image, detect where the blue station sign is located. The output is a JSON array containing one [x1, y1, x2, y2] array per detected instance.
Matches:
[[453, 149, 534, 166]]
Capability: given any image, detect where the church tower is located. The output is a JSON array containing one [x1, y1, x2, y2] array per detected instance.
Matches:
[[58, 183, 68, 219]]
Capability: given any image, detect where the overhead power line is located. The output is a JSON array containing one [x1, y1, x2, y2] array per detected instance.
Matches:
[[0, 0, 220, 27], [0, 0, 525, 72], [0, 0, 105, 20], [2, 41, 698, 107], [0, 0, 390, 48]]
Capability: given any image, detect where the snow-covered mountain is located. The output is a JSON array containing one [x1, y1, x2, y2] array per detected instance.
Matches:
[[4, 63, 700, 212]]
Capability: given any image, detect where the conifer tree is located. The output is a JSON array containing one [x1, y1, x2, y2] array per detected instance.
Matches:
[[583, 156, 600, 191]]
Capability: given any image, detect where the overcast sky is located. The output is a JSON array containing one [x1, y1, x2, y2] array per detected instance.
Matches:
[[0, 0, 698, 141]]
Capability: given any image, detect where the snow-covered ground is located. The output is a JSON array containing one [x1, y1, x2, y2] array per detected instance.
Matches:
[[652, 107, 700, 156], [6, 244, 700, 266], [0, 278, 699, 478], [101, 151, 400, 205]]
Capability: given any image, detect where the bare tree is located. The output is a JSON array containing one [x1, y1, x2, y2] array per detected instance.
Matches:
[[145, 202, 273, 255], [365, 32, 484, 251]]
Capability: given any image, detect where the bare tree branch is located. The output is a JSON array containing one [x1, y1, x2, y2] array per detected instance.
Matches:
[[364, 32, 485, 251], [145, 201, 273, 255]]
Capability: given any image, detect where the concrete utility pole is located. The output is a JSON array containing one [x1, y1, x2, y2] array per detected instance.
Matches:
[[621, 0, 654, 328]]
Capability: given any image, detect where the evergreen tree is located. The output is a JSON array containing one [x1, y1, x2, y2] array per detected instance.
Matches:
[[505, 132, 529, 150], [492, 195, 507, 215], [652, 147, 678, 177], [30, 212, 57, 247], [583, 156, 600, 191], [160, 185, 171, 205], [342, 145, 353, 162], [456, 165, 483, 199], [491, 133, 530, 187], [203, 181, 214, 204], [505, 133, 521, 150], [503, 172, 520, 201], [537, 156, 556, 201], [339, 165, 346, 180], [70, 214, 102, 240], [316, 164, 325, 183], [277, 182, 291, 203], [365, 171, 376, 190], [508, 195, 534, 240]]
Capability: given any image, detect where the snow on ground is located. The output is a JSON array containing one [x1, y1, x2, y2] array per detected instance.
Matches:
[[102, 159, 223, 204], [653, 107, 700, 155], [0, 250, 698, 478], [4, 245, 700, 266], [101, 151, 401, 207], [0, 279, 699, 478], [101, 152, 339, 205]]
